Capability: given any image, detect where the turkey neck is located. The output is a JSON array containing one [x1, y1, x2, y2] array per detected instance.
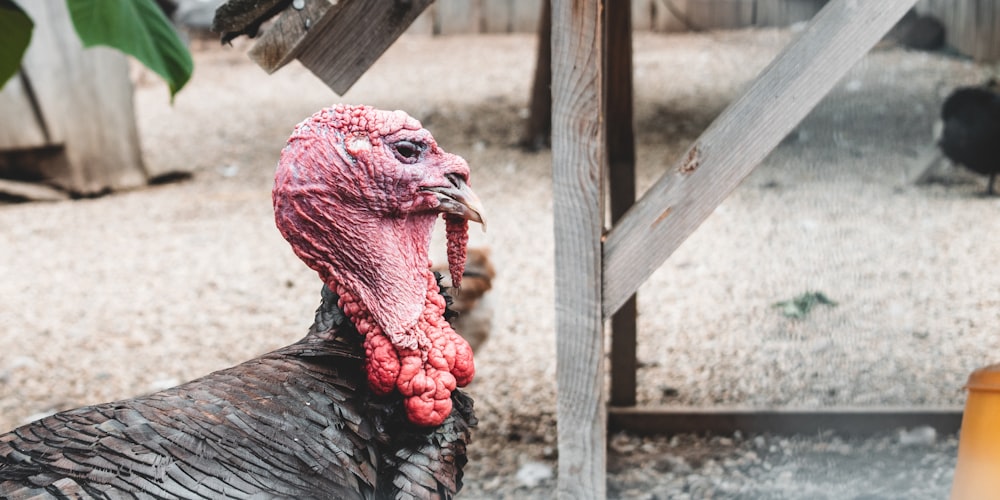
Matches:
[[309, 211, 438, 350]]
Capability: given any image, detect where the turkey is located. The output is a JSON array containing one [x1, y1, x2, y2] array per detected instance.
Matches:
[[0, 105, 485, 499], [939, 79, 1000, 195]]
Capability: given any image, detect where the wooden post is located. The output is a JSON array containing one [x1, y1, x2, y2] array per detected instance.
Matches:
[[602, 0, 920, 317], [551, 0, 605, 498], [605, 0, 637, 408], [523, 0, 552, 150]]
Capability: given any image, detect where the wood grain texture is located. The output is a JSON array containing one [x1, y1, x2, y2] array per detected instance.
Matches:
[[14, 0, 146, 194], [609, 406, 963, 436], [248, 0, 335, 73], [551, 0, 606, 498], [606, 0, 638, 408], [295, 0, 434, 95], [602, 0, 918, 317]]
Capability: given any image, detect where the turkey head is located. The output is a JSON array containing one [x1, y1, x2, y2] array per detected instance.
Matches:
[[273, 105, 484, 426]]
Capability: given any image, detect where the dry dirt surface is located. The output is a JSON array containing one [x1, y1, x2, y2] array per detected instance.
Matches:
[[2, 29, 998, 498]]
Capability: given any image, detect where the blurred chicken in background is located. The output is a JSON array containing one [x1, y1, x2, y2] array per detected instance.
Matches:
[[434, 247, 495, 353]]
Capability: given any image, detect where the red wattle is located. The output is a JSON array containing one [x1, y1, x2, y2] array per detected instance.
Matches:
[[337, 271, 474, 426], [445, 216, 469, 289]]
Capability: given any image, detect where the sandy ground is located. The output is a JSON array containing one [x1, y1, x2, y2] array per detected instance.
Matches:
[[2, 29, 999, 498]]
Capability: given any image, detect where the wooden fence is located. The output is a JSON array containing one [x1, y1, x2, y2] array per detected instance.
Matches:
[[408, 0, 830, 35], [412, 0, 1000, 62]]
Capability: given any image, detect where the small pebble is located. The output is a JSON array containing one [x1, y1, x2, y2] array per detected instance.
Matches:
[[515, 461, 552, 488], [898, 426, 937, 447]]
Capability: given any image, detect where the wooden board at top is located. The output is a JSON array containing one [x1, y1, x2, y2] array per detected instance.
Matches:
[[294, 0, 435, 94]]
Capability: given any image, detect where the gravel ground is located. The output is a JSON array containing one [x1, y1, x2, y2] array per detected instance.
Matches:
[[2, 29, 997, 498]]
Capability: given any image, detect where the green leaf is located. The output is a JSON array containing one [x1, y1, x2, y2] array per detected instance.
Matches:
[[772, 291, 838, 320], [0, 0, 34, 91], [66, 0, 192, 98]]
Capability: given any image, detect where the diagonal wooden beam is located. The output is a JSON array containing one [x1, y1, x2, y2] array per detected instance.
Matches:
[[602, 0, 918, 317], [294, 0, 434, 94], [248, 0, 337, 73]]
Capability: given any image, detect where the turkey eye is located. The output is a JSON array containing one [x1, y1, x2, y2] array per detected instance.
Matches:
[[393, 140, 425, 163]]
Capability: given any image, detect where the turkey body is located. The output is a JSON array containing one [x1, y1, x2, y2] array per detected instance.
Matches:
[[0, 286, 475, 499], [939, 83, 1000, 195]]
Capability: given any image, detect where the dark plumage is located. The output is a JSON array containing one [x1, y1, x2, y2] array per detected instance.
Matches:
[[0, 285, 475, 499], [939, 81, 1000, 195]]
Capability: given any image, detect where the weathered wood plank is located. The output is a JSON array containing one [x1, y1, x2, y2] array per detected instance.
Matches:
[[602, 0, 918, 317], [609, 406, 964, 436], [16, 0, 146, 194], [0, 74, 49, 150], [248, 0, 335, 73], [551, 0, 605, 498], [606, 0, 638, 408], [294, 0, 434, 94]]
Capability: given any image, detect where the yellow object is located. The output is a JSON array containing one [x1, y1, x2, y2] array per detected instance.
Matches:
[[951, 364, 1000, 499]]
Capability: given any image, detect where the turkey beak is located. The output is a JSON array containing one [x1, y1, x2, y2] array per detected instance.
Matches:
[[426, 175, 486, 230]]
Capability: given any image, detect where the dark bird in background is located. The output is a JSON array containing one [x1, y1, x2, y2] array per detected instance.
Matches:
[[433, 247, 495, 353], [0, 105, 485, 499], [885, 8, 945, 52], [939, 79, 1000, 195]]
